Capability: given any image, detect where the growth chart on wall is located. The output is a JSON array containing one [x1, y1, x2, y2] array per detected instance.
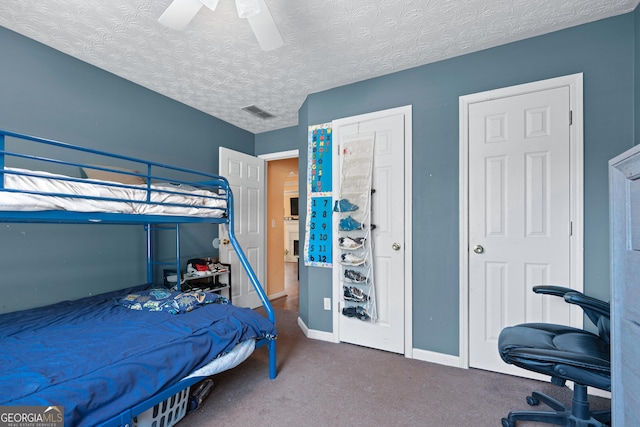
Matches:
[[304, 123, 333, 267]]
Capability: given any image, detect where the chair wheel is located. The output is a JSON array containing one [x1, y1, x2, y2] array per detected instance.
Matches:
[[526, 395, 540, 406], [501, 418, 515, 427]]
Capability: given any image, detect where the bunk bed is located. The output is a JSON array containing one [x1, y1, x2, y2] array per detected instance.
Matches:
[[0, 129, 277, 427]]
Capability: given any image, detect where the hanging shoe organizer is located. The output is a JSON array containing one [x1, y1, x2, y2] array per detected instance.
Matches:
[[335, 132, 376, 322]]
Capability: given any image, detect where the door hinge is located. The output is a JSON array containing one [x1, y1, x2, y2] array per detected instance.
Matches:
[[569, 221, 573, 236], [569, 110, 573, 126]]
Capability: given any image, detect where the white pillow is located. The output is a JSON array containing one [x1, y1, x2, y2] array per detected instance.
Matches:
[[82, 165, 146, 185]]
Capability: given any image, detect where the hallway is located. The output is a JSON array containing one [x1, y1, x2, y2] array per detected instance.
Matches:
[[271, 261, 298, 313]]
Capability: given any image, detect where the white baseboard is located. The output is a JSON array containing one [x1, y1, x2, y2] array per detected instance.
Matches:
[[298, 318, 336, 342], [300, 327, 464, 363], [293, 330, 611, 401], [297, 317, 309, 335], [587, 387, 611, 399], [564, 383, 610, 399], [411, 346, 611, 400], [412, 348, 462, 368], [268, 291, 287, 301]]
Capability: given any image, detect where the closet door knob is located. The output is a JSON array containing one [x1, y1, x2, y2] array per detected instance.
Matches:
[[473, 245, 484, 254], [392, 243, 401, 251], [221, 238, 230, 245]]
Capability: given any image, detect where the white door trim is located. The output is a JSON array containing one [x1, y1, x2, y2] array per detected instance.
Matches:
[[330, 105, 414, 357], [459, 73, 584, 369], [259, 149, 300, 161], [259, 149, 300, 301]]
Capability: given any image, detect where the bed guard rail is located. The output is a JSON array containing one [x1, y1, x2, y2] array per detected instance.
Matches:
[[0, 129, 229, 223]]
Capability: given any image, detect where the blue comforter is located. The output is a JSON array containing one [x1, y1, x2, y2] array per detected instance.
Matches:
[[0, 286, 276, 426]]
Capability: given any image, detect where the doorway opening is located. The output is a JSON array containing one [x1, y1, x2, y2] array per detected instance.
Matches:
[[260, 150, 299, 313]]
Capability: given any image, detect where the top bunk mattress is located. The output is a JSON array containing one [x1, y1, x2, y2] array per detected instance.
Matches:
[[1, 167, 227, 217], [0, 129, 230, 221], [0, 286, 276, 426]]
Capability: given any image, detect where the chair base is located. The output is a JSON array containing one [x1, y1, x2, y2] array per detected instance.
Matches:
[[501, 386, 610, 427]]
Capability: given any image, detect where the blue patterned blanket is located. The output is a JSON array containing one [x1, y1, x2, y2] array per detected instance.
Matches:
[[0, 286, 276, 426]]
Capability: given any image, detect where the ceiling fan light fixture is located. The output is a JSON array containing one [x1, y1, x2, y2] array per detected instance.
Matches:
[[235, 0, 261, 18], [247, 0, 284, 51], [200, 0, 219, 12], [158, 0, 204, 30], [159, 0, 282, 51]]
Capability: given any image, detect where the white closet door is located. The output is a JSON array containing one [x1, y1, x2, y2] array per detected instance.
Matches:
[[468, 86, 574, 375]]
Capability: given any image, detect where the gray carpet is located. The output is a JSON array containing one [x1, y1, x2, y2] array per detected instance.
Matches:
[[183, 308, 610, 426]]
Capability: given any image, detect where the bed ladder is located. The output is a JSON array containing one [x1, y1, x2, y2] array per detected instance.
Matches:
[[225, 195, 277, 379]]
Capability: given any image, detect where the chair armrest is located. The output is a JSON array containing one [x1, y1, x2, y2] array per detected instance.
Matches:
[[533, 285, 610, 327], [564, 291, 610, 321], [533, 285, 575, 298]]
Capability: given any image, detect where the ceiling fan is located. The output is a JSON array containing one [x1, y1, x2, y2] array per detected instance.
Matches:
[[158, 0, 284, 51]]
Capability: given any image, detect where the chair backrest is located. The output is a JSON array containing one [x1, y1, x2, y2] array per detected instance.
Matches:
[[533, 286, 610, 342], [562, 290, 610, 342], [597, 316, 610, 345]]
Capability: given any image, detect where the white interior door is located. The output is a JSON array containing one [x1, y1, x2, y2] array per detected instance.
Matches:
[[332, 109, 407, 354], [219, 147, 266, 309], [467, 85, 578, 376]]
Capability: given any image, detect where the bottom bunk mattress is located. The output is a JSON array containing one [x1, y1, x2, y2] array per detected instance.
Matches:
[[0, 286, 276, 426]]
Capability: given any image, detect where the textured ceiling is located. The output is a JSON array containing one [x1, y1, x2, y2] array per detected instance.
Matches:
[[0, 0, 638, 134]]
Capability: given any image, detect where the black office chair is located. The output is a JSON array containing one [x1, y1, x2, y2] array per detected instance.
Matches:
[[498, 285, 611, 427]]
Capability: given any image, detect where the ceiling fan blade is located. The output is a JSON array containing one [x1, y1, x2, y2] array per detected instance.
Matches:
[[246, 0, 284, 51], [158, 0, 204, 31]]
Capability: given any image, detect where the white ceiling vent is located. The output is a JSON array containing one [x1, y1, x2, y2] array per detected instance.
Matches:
[[242, 105, 275, 120]]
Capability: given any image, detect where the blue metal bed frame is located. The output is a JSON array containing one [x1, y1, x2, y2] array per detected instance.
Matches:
[[0, 129, 277, 426]]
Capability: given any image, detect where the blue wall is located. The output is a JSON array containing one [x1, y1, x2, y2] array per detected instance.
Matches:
[[0, 27, 254, 312], [296, 13, 636, 356], [255, 126, 298, 155], [1, 9, 637, 356]]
